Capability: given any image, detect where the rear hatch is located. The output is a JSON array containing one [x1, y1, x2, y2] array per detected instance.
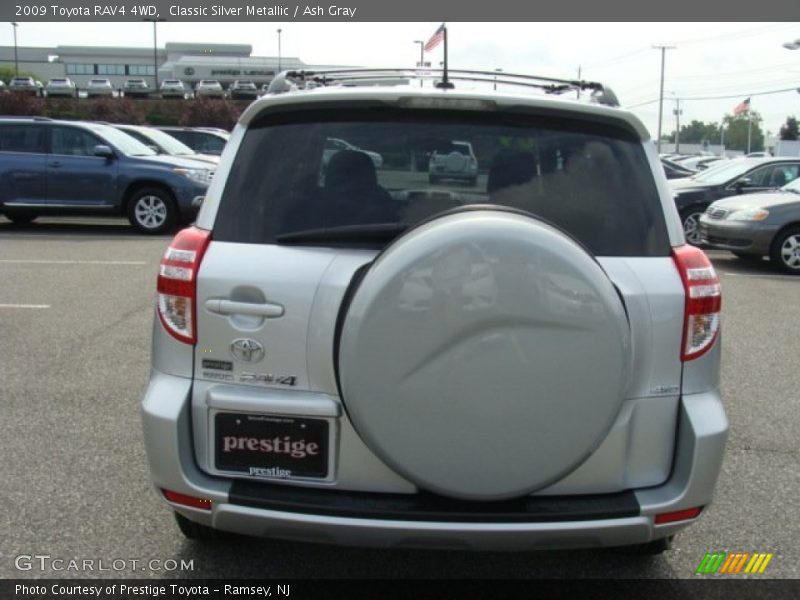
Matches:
[[187, 103, 692, 496]]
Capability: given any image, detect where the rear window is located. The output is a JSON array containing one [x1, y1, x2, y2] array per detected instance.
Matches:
[[214, 109, 669, 256]]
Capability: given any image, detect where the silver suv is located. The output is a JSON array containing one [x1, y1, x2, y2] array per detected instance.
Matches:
[[141, 69, 727, 553], [429, 140, 478, 186]]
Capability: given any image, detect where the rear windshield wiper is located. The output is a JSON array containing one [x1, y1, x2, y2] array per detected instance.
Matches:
[[276, 223, 408, 245]]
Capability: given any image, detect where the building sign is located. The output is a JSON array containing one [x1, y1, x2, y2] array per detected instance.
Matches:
[[183, 67, 195, 76], [210, 69, 275, 77]]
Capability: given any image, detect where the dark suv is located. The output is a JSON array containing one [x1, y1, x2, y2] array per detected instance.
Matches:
[[0, 118, 213, 233]]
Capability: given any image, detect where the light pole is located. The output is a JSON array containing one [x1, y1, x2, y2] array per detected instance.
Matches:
[[673, 95, 683, 153], [11, 22, 18, 76], [414, 40, 424, 87], [653, 44, 675, 153], [143, 18, 165, 92], [277, 28, 282, 73], [494, 68, 502, 91]]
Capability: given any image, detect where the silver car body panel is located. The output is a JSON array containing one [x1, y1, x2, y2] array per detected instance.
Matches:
[[187, 238, 685, 495]]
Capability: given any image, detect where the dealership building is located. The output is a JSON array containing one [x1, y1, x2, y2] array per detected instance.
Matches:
[[0, 42, 316, 89]]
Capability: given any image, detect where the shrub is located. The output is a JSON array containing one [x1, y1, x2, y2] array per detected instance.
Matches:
[[0, 92, 45, 115], [179, 97, 241, 130], [81, 97, 145, 124]]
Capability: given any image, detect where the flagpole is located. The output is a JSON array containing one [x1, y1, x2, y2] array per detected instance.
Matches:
[[747, 109, 752, 154], [441, 24, 453, 89]]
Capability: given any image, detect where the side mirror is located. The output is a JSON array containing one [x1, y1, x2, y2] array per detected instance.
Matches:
[[148, 145, 163, 154], [734, 177, 751, 191], [93, 145, 115, 159]]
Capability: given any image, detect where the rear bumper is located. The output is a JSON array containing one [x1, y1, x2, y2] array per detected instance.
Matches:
[[141, 371, 728, 550], [698, 216, 777, 256]]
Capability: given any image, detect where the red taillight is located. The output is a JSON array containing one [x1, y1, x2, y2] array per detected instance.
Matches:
[[157, 226, 211, 345], [654, 506, 703, 524], [162, 489, 212, 510], [672, 245, 721, 362]]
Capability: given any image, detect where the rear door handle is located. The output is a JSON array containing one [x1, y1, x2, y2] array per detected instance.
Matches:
[[48, 161, 62, 168], [205, 298, 284, 318]]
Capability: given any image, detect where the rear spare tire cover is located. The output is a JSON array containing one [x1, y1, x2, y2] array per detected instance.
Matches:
[[338, 209, 631, 500], [444, 151, 467, 172]]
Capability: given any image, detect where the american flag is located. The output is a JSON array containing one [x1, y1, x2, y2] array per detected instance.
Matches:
[[424, 24, 445, 52], [733, 97, 750, 116]]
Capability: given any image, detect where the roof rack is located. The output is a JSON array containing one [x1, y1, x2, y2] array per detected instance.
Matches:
[[268, 68, 620, 107], [0, 115, 53, 121]]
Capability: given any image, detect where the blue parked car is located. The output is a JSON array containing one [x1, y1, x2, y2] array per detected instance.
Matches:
[[0, 117, 214, 233]]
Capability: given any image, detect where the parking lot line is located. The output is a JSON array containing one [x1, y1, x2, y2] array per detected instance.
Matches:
[[0, 304, 51, 309], [0, 259, 147, 265]]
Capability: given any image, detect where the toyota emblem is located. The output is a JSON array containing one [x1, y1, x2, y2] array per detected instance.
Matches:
[[230, 339, 265, 363]]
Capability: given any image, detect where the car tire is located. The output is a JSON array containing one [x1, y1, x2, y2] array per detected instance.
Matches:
[[173, 512, 224, 541], [769, 226, 800, 275], [127, 187, 178, 234], [680, 206, 706, 246], [5, 211, 37, 225]]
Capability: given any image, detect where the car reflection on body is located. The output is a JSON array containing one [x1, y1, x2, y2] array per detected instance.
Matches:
[[322, 137, 383, 169]]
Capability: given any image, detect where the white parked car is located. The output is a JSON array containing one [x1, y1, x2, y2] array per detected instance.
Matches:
[[123, 78, 150, 97], [194, 80, 225, 99], [86, 78, 114, 97], [45, 78, 77, 98], [160, 79, 187, 99]]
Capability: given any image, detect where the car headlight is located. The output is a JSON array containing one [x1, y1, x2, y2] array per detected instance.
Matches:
[[174, 168, 213, 185], [727, 208, 769, 221]]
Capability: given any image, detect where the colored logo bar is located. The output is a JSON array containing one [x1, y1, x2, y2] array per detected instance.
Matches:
[[696, 552, 773, 575]]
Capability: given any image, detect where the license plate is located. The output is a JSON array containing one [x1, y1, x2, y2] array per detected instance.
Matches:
[[215, 413, 329, 480]]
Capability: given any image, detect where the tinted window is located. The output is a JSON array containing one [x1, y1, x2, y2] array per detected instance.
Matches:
[[195, 133, 226, 155], [214, 110, 669, 256], [50, 127, 103, 156], [0, 124, 45, 153], [163, 130, 193, 146]]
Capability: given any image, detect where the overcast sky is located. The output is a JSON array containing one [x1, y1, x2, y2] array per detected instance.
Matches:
[[6, 21, 800, 139]]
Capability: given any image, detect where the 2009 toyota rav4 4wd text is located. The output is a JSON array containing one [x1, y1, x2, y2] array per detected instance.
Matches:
[[141, 69, 727, 554]]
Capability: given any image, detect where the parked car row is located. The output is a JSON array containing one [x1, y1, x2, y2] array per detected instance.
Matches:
[[1, 76, 264, 100], [666, 157, 800, 274], [0, 117, 230, 233]]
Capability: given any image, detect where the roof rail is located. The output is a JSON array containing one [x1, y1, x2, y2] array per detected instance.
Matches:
[[267, 68, 620, 107], [0, 115, 53, 121]]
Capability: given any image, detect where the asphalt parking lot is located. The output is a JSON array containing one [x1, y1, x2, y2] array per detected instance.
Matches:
[[1, 215, 798, 580]]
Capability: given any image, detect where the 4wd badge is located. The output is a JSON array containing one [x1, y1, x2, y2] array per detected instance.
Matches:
[[230, 338, 265, 363]]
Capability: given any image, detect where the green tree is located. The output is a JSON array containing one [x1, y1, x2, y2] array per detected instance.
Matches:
[[0, 65, 43, 84], [779, 116, 798, 141], [722, 112, 764, 152], [668, 120, 722, 145]]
